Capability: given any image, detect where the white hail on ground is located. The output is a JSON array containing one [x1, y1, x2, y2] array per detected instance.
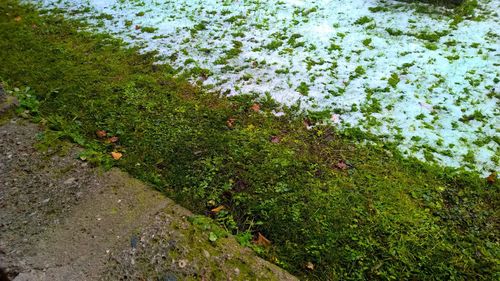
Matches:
[[29, 0, 499, 175]]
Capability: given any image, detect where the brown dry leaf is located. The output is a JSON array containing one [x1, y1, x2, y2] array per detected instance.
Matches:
[[226, 117, 236, 128], [303, 118, 313, 129], [200, 72, 208, 81], [211, 205, 225, 213], [111, 151, 123, 160], [135, 25, 141, 30], [96, 130, 107, 138], [253, 232, 271, 247], [270, 136, 281, 143], [336, 160, 348, 170], [107, 136, 119, 143], [14, 16, 22, 22], [306, 262, 315, 270], [486, 172, 496, 185], [250, 103, 260, 112]]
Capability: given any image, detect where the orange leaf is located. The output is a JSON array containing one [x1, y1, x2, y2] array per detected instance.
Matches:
[[14, 16, 22, 22], [250, 103, 260, 112], [336, 160, 348, 170], [111, 151, 123, 160], [486, 172, 496, 185], [253, 232, 271, 247], [96, 130, 107, 138], [107, 136, 119, 143], [226, 118, 236, 128], [211, 205, 225, 213]]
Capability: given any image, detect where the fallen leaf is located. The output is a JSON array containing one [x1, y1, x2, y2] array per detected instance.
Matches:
[[135, 25, 141, 30], [111, 151, 123, 160], [211, 205, 225, 213], [331, 114, 341, 124], [107, 136, 119, 143], [96, 130, 107, 138], [486, 172, 496, 184], [200, 72, 208, 81], [303, 119, 313, 130], [14, 16, 22, 22], [250, 103, 260, 112], [253, 232, 271, 247], [336, 160, 348, 170], [226, 117, 236, 128], [270, 136, 281, 143], [306, 262, 315, 270]]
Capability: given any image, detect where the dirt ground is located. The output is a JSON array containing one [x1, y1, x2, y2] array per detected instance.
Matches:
[[0, 115, 297, 280]]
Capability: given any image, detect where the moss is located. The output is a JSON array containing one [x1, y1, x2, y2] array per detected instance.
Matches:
[[0, 1, 498, 280]]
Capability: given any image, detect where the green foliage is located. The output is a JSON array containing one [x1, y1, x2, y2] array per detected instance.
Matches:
[[355, 66, 366, 76], [388, 73, 400, 88], [0, 2, 498, 280], [6, 86, 39, 118], [264, 40, 283, 50], [362, 38, 372, 47], [414, 30, 449, 42], [386, 28, 403, 36], [188, 215, 228, 243], [354, 16, 373, 25], [296, 82, 309, 96], [140, 26, 157, 33], [416, 0, 464, 6], [425, 42, 438, 50]]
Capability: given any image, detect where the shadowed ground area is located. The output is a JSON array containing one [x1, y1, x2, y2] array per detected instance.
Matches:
[[0, 118, 297, 281]]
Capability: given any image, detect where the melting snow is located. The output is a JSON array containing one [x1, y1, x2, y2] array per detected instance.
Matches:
[[27, 0, 499, 175]]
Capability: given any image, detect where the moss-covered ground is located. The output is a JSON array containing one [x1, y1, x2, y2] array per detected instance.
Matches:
[[0, 1, 498, 280]]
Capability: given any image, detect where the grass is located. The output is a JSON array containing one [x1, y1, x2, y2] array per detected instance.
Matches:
[[1, 1, 499, 280]]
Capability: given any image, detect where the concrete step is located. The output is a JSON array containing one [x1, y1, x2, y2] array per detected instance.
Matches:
[[0, 119, 298, 281]]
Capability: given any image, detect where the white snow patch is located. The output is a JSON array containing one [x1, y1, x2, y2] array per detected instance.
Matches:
[[26, 0, 500, 175]]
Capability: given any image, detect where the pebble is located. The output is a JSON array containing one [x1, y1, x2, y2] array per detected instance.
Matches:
[[63, 177, 76, 185], [178, 259, 188, 268]]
